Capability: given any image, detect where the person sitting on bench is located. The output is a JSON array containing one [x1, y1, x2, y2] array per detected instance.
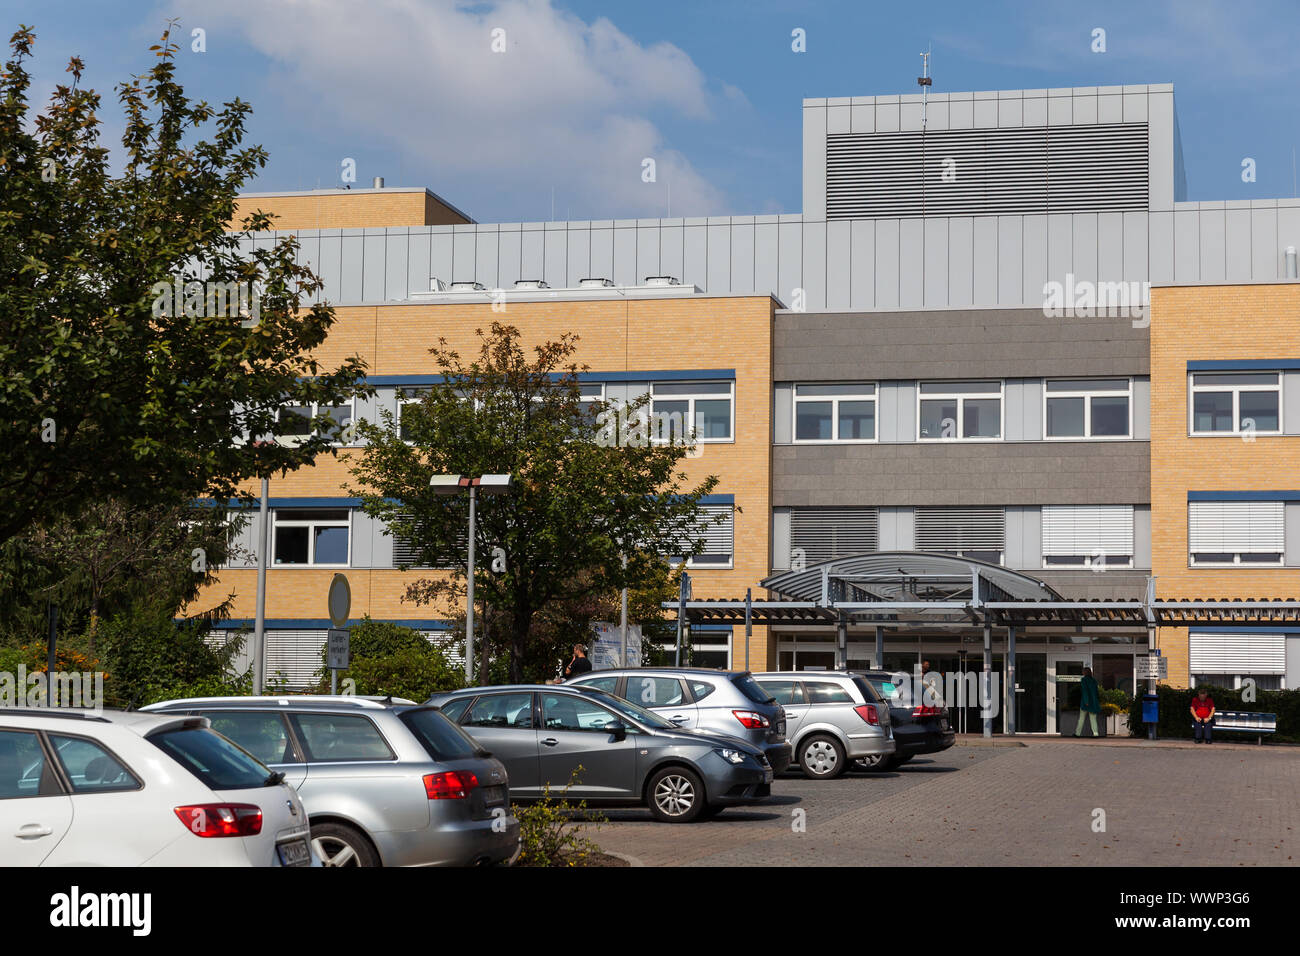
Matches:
[[1190, 686, 1216, 744]]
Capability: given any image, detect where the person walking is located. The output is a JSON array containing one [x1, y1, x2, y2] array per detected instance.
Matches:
[[1190, 686, 1216, 744], [1073, 666, 1102, 737]]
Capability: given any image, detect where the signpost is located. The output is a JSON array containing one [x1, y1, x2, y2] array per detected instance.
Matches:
[[327, 574, 351, 694]]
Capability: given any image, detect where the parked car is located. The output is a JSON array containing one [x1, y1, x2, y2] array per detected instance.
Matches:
[[427, 684, 774, 823], [566, 667, 793, 774], [0, 707, 314, 866], [850, 670, 956, 770], [143, 695, 520, 867], [751, 672, 895, 779]]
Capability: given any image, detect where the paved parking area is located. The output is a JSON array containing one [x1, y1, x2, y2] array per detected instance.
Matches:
[[585, 741, 1300, 866]]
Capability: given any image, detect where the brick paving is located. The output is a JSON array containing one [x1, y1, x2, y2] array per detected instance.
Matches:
[[584, 740, 1300, 867]]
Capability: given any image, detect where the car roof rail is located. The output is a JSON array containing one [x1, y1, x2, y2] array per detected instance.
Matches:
[[0, 707, 111, 722], [144, 695, 415, 710]]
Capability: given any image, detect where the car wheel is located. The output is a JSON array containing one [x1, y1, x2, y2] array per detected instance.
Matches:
[[311, 823, 379, 867], [799, 734, 847, 779], [647, 766, 706, 823]]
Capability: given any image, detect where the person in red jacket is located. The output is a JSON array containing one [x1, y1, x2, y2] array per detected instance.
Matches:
[[1190, 686, 1216, 744]]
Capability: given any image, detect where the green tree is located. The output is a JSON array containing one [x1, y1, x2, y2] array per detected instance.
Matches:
[[0, 23, 368, 546], [347, 322, 723, 682]]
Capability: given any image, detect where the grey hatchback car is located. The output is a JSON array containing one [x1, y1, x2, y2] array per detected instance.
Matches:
[[427, 684, 774, 823], [752, 672, 895, 779], [566, 667, 793, 774], [143, 696, 520, 866]]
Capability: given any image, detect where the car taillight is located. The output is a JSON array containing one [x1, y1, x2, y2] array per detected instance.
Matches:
[[854, 704, 879, 725], [173, 804, 263, 838], [423, 771, 479, 799], [912, 705, 943, 717], [732, 710, 771, 730]]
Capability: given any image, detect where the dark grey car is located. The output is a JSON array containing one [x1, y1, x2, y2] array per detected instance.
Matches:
[[427, 684, 774, 823], [566, 667, 793, 774]]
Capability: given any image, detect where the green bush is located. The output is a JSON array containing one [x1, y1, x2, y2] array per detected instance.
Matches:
[[512, 769, 606, 867], [1125, 683, 1300, 743], [319, 617, 464, 701]]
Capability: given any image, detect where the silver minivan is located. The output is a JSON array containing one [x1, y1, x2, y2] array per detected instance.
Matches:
[[567, 668, 793, 773], [752, 672, 895, 779], [144, 696, 520, 866]]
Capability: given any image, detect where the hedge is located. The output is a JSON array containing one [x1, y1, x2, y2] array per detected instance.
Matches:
[[1125, 683, 1300, 743]]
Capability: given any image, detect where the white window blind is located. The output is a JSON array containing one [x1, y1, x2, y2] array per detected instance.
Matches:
[[790, 509, 879, 563], [914, 508, 1005, 551], [1190, 633, 1286, 675], [1042, 505, 1134, 557], [693, 504, 735, 560], [1188, 501, 1284, 553], [265, 630, 327, 689]]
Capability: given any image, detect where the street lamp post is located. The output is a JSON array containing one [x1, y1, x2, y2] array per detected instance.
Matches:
[[431, 473, 512, 681]]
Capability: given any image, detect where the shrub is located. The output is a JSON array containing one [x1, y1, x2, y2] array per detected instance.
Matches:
[[1125, 683, 1300, 743], [318, 617, 464, 700], [512, 769, 606, 867]]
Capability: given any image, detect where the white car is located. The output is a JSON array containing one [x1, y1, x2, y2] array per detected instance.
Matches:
[[0, 708, 315, 866]]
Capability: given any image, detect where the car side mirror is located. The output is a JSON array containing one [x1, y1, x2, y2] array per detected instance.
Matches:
[[605, 721, 628, 741]]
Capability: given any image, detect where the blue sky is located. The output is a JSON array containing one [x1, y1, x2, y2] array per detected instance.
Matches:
[[7, 0, 1299, 222]]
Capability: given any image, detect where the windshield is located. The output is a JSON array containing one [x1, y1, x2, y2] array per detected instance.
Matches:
[[732, 674, 776, 705], [852, 676, 885, 703], [399, 707, 482, 760], [150, 727, 276, 790], [587, 691, 678, 731]]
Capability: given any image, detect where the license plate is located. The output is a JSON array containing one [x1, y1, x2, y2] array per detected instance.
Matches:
[[277, 838, 311, 867], [482, 785, 506, 806], [940, 719, 949, 730], [763, 769, 774, 784]]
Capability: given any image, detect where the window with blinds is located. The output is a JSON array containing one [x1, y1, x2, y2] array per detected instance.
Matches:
[[265, 630, 327, 689], [914, 507, 1005, 564], [1042, 505, 1134, 568], [789, 509, 879, 564], [1190, 633, 1287, 676], [676, 504, 735, 568], [1188, 501, 1284, 566], [825, 123, 1149, 220], [390, 514, 465, 570]]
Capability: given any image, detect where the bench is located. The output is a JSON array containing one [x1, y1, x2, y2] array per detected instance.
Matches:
[[1210, 711, 1278, 744]]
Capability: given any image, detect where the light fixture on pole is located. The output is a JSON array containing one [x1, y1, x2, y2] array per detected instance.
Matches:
[[431, 473, 512, 680]]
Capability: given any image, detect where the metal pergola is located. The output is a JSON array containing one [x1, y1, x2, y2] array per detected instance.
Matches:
[[664, 552, 1300, 737]]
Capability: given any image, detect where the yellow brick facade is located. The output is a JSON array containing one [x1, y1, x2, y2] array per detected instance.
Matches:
[[232, 189, 470, 232], [1150, 283, 1300, 686], [203, 294, 778, 668]]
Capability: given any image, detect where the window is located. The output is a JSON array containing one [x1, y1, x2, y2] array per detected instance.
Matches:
[[1041, 505, 1135, 568], [48, 735, 141, 793], [1189, 372, 1281, 436], [789, 509, 879, 564], [794, 384, 876, 442], [576, 675, 620, 695], [0, 730, 57, 799], [149, 727, 273, 790], [650, 381, 733, 442], [540, 694, 623, 732], [1188, 501, 1284, 566], [437, 698, 472, 723], [198, 711, 294, 766], [577, 383, 605, 434], [463, 693, 534, 729], [272, 509, 350, 566], [689, 680, 717, 702], [914, 507, 1005, 564], [918, 382, 1002, 440], [1190, 633, 1286, 680], [672, 504, 734, 568], [803, 681, 855, 704], [397, 387, 430, 442], [626, 676, 685, 707], [399, 709, 481, 761], [277, 399, 355, 445], [1045, 379, 1131, 439], [757, 680, 804, 706], [287, 714, 395, 762]]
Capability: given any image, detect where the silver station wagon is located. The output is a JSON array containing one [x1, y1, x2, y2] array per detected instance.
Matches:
[[752, 672, 895, 779]]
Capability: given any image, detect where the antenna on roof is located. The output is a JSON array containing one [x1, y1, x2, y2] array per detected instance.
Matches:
[[918, 46, 933, 130]]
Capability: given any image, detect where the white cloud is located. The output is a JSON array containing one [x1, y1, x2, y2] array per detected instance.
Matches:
[[168, 0, 731, 219]]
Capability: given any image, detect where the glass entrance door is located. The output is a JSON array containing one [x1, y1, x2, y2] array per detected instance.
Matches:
[[1015, 654, 1047, 734], [1049, 656, 1090, 735]]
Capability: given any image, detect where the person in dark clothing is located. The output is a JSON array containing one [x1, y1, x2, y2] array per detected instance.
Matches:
[[564, 643, 592, 679], [1190, 686, 1216, 743]]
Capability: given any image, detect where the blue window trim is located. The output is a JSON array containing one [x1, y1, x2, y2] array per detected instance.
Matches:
[[367, 369, 736, 386], [1187, 360, 1300, 371], [200, 494, 732, 508], [1189, 626, 1300, 635], [206, 619, 452, 631], [1187, 490, 1300, 502]]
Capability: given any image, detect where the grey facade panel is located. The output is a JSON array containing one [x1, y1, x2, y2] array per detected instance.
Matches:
[[497, 227, 521, 289], [452, 230, 476, 283], [773, 383, 794, 444], [998, 216, 1022, 305], [878, 506, 914, 550], [731, 221, 756, 297], [1251, 206, 1279, 279], [973, 217, 998, 306], [566, 226, 591, 283], [1225, 208, 1253, 281], [1134, 504, 1152, 570], [476, 230, 500, 288], [341, 235, 366, 302], [406, 229, 430, 297], [1173, 207, 1199, 282], [1004, 379, 1042, 441], [877, 382, 916, 442], [1148, 211, 1174, 285], [825, 220, 851, 311], [1285, 371, 1300, 435], [684, 224, 709, 291], [948, 217, 974, 308], [1132, 378, 1152, 440], [351, 510, 375, 569], [1097, 212, 1124, 287], [589, 226, 614, 282], [802, 222, 827, 311], [1034, 569, 1149, 600], [754, 222, 779, 299], [611, 225, 636, 286], [778, 220, 804, 306], [1199, 208, 1226, 282], [1005, 504, 1040, 570], [850, 219, 875, 310], [545, 227, 569, 289], [924, 218, 949, 307], [771, 509, 792, 571], [771, 441, 1150, 508], [430, 231, 454, 288], [876, 220, 901, 308], [899, 219, 925, 308], [773, 308, 1149, 382], [1287, 502, 1300, 565]]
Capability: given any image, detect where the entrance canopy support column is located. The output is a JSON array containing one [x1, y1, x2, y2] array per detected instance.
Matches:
[[835, 615, 848, 671], [1006, 625, 1017, 736], [982, 623, 993, 739], [874, 626, 885, 670]]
